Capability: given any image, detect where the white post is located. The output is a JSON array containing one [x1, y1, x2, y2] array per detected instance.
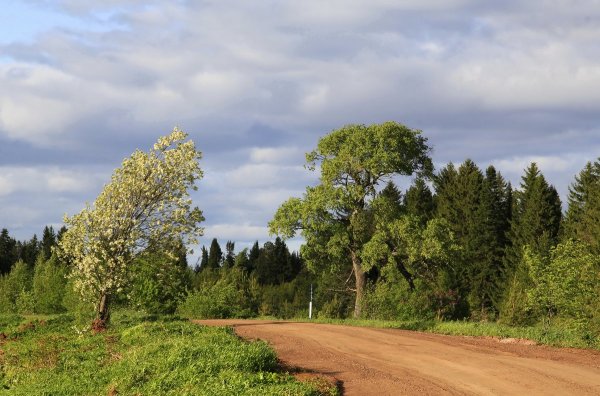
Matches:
[[309, 283, 313, 319]]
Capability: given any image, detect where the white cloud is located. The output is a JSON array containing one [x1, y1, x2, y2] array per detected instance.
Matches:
[[249, 146, 304, 164], [203, 223, 269, 241], [3, 0, 600, 244], [226, 163, 308, 188], [0, 166, 106, 196]]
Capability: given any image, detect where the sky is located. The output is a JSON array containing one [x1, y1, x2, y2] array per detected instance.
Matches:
[[1, 0, 600, 261]]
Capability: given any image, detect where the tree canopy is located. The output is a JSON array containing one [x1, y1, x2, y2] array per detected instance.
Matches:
[[270, 121, 433, 317], [59, 128, 204, 324]]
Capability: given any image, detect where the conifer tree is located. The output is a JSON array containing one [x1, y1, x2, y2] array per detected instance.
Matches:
[[248, 241, 260, 272], [224, 241, 235, 268], [207, 238, 223, 269], [0, 228, 16, 275], [501, 163, 562, 323], [469, 166, 512, 316], [16, 235, 39, 268], [404, 177, 434, 224], [505, 163, 561, 266], [41, 226, 57, 261], [234, 248, 251, 271], [564, 159, 600, 251], [196, 246, 209, 272], [434, 160, 484, 299], [433, 163, 458, 223]]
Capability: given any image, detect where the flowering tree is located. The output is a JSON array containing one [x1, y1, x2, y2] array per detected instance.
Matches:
[[59, 128, 204, 325]]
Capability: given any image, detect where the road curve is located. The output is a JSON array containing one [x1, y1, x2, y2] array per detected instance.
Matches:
[[196, 319, 600, 396]]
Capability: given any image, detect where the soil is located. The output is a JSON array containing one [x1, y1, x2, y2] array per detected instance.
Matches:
[[196, 319, 600, 396]]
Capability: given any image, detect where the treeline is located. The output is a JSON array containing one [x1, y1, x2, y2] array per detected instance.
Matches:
[[1, 158, 599, 339], [184, 157, 600, 335], [180, 237, 311, 318], [0, 226, 66, 274], [0, 230, 311, 320], [315, 158, 599, 332]]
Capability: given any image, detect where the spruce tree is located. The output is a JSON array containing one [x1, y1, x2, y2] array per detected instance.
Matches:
[[274, 237, 292, 282], [248, 241, 260, 272], [501, 163, 562, 323], [207, 238, 222, 269], [435, 160, 484, 300], [469, 166, 512, 317], [404, 177, 434, 224], [200, 246, 209, 270], [224, 241, 235, 268], [17, 235, 40, 268], [564, 159, 600, 251], [234, 248, 251, 271], [41, 226, 57, 261], [254, 241, 277, 285], [0, 229, 16, 275], [433, 163, 458, 224]]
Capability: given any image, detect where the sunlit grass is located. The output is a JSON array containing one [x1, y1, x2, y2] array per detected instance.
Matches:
[[0, 312, 333, 395]]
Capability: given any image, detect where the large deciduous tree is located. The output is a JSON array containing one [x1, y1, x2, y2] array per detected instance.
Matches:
[[59, 128, 204, 326], [269, 122, 432, 318]]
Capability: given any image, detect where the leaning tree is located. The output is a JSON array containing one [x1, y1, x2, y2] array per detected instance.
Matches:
[[59, 128, 204, 326], [269, 121, 432, 317]]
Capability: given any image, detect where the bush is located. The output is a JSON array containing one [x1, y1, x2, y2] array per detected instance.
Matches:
[[0, 260, 33, 314], [128, 251, 192, 315], [179, 268, 258, 319], [32, 254, 68, 314]]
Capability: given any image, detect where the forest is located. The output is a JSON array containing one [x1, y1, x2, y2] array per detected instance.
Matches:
[[0, 123, 599, 342]]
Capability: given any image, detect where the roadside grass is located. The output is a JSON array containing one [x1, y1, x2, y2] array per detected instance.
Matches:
[[0, 312, 335, 395], [286, 317, 599, 350]]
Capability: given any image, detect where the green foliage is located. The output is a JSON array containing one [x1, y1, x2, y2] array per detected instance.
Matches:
[[32, 253, 68, 314], [526, 240, 600, 328], [501, 163, 562, 324], [564, 159, 600, 251], [0, 313, 325, 395], [128, 250, 191, 315], [0, 228, 17, 275], [0, 260, 33, 314], [179, 268, 258, 319], [403, 177, 434, 224], [207, 238, 223, 269], [361, 269, 433, 321], [468, 166, 512, 317], [257, 270, 312, 319], [270, 121, 433, 318]]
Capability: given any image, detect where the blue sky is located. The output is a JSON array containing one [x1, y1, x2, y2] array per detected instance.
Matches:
[[1, 1, 600, 259]]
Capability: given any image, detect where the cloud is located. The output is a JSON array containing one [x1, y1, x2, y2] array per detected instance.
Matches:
[[0, 166, 106, 196], [249, 146, 305, 164], [2, 0, 600, 245]]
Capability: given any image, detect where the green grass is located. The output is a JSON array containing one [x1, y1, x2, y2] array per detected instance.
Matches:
[[0, 312, 334, 395], [289, 317, 599, 350]]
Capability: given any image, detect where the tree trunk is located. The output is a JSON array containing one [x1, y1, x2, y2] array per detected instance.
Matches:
[[396, 261, 415, 291], [95, 292, 111, 329], [352, 251, 366, 318]]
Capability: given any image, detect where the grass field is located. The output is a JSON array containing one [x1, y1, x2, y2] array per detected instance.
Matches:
[[0, 312, 334, 395]]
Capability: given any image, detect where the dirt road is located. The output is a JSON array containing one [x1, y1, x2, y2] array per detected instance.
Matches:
[[197, 319, 600, 395]]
